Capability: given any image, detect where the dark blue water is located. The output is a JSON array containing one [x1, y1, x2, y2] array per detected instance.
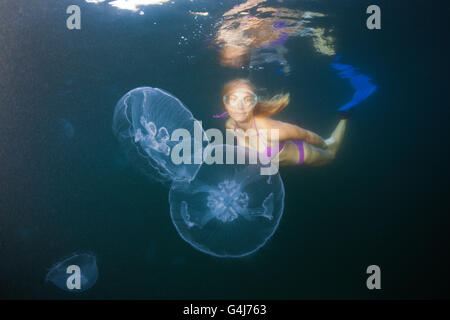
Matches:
[[1, 0, 449, 299]]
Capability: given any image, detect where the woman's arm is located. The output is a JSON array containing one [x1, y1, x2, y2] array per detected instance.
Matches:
[[301, 128, 328, 149]]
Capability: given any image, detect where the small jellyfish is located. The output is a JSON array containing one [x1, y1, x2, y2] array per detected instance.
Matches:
[[58, 118, 75, 138], [45, 253, 98, 292], [16, 226, 40, 242], [57, 89, 73, 97], [169, 145, 285, 258], [112, 87, 206, 184]]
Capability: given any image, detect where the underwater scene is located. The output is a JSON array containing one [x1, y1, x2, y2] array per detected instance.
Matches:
[[0, 0, 449, 299]]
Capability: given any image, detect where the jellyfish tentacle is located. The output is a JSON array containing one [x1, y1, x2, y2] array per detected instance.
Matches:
[[180, 201, 217, 228], [237, 193, 275, 221]]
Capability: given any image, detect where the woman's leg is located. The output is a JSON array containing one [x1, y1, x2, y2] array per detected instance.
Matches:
[[303, 119, 348, 167], [325, 119, 347, 158], [272, 119, 348, 166], [276, 141, 301, 165]]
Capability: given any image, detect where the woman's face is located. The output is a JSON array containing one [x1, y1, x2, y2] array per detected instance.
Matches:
[[223, 88, 257, 123]]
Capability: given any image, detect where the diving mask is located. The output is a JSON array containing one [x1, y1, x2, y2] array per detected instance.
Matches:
[[223, 89, 258, 111]]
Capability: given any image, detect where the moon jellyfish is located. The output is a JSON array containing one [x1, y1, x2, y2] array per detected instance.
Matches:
[[169, 145, 285, 258], [16, 226, 40, 243], [45, 253, 98, 292], [112, 87, 205, 184]]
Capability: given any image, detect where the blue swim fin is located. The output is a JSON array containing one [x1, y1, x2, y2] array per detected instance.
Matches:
[[330, 56, 377, 118]]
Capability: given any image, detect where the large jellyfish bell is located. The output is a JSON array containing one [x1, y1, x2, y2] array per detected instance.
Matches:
[[169, 144, 285, 258]]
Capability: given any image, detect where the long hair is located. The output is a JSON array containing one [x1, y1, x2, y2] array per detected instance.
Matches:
[[221, 79, 289, 117]]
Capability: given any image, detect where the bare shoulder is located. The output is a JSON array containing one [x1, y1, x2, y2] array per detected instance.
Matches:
[[255, 117, 291, 130]]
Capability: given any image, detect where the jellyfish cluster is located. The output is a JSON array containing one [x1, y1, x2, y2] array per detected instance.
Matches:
[[45, 55, 377, 291], [112, 87, 286, 258]]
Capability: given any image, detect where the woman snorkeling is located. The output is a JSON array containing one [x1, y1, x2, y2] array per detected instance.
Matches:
[[215, 78, 348, 167]]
